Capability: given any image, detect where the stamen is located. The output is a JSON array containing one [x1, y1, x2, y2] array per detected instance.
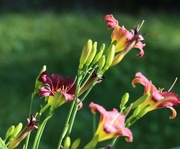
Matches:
[[168, 77, 178, 92], [137, 20, 145, 31]]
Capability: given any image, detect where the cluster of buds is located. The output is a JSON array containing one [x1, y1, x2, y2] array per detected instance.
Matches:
[[1, 115, 38, 149], [78, 14, 145, 76]]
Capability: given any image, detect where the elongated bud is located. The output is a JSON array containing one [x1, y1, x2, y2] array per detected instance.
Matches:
[[137, 106, 150, 119], [5, 125, 15, 141], [34, 65, 46, 93], [63, 136, 71, 149], [9, 123, 23, 140], [120, 93, 129, 111], [132, 105, 141, 118], [79, 39, 93, 70], [93, 43, 105, 64], [98, 55, 106, 72], [71, 138, 81, 149], [103, 42, 115, 70], [86, 42, 97, 66]]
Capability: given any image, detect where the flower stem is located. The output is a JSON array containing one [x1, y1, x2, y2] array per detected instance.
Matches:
[[56, 73, 82, 149], [32, 114, 52, 149]]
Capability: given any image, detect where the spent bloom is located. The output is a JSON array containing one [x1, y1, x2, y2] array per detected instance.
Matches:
[[38, 71, 77, 108], [89, 102, 133, 142], [104, 14, 146, 66], [8, 115, 38, 149], [132, 72, 180, 119]]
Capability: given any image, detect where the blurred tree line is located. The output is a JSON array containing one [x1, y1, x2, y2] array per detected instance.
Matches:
[[0, 0, 179, 13]]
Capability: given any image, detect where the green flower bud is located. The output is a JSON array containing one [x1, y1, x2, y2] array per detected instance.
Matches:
[[86, 42, 97, 66], [98, 55, 105, 72], [132, 105, 141, 118], [79, 39, 93, 70], [34, 65, 47, 93], [63, 136, 71, 149], [93, 43, 105, 64], [71, 138, 81, 149], [137, 105, 150, 119], [9, 123, 23, 140], [131, 94, 150, 109], [120, 93, 129, 111], [5, 125, 15, 141], [103, 43, 115, 71]]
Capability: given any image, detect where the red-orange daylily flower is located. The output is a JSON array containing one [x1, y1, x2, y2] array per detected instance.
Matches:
[[104, 14, 146, 66], [89, 102, 133, 142], [104, 14, 145, 55], [132, 72, 180, 119]]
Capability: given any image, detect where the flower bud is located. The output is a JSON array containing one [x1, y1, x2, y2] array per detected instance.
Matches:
[[137, 105, 150, 119], [9, 123, 23, 140], [79, 39, 93, 70], [98, 55, 105, 72], [120, 93, 129, 111], [5, 125, 15, 141], [63, 136, 71, 149], [34, 65, 47, 93], [93, 43, 105, 64], [71, 138, 81, 149], [103, 42, 115, 70], [132, 105, 141, 118], [86, 42, 97, 66]]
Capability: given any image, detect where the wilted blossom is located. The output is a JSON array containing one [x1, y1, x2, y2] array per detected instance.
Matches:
[[38, 71, 79, 108], [132, 72, 180, 119], [8, 115, 38, 149], [104, 14, 146, 66], [89, 102, 133, 142]]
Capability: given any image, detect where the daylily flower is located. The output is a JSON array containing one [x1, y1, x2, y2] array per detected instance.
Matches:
[[8, 115, 38, 149], [89, 102, 133, 142], [38, 71, 79, 108], [104, 14, 146, 66], [132, 72, 180, 119]]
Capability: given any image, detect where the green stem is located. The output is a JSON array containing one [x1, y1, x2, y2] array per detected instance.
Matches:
[[56, 73, 82, 149], [32, 114, 52, 149], [40, 103, 50, 114], [111, 137, 118, 148], [67, 76, 98, 136], [24, 92, 36, 149]]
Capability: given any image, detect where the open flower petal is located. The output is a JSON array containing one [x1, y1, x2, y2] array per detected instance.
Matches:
[[89, 102, 133, 142]]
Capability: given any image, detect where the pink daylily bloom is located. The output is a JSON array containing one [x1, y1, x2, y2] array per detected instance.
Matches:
[[104, 14, 145, 57], [132, 72, 180, 119], [89, 102, 133, 142]]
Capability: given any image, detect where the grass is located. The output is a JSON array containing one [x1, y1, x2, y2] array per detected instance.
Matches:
[[0, 11, 180, 149]]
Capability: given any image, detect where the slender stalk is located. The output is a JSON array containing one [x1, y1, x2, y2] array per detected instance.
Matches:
[[24, 92, 36, 149], [67, 76, 99, 135], [32, 114, 52, 149], [56, 73, 82, 149]]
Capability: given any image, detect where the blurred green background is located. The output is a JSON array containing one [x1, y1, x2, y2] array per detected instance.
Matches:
[[0, 0, 180, 149]]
